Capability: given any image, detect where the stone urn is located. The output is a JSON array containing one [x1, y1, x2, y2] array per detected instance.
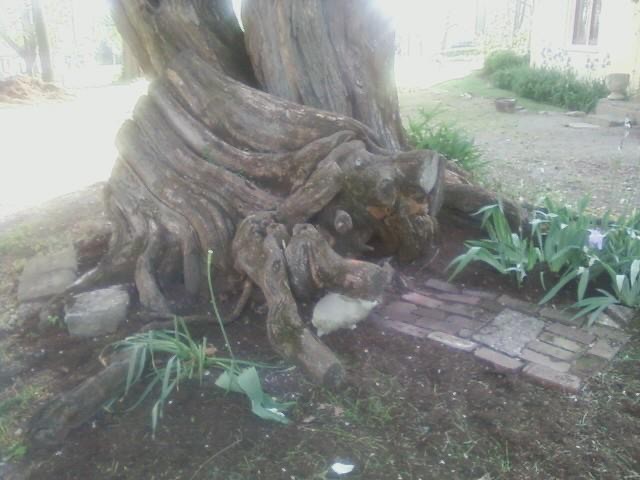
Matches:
[[606, 73, 630, 100], [495, 97, 517, 113]]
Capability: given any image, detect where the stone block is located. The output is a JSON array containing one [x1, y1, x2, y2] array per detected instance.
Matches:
[[472, 309, 544, 357], [523, 364, 581, 393], [17, 246, 78, 302], [65, 286, 130, 338], [18, 269, 77, 303], [474, 347, 524, 373], [544, 323, 595, 345], [521, 349, 571, 372], [427, 332, 477, 352], [20, 247, 77, 276]]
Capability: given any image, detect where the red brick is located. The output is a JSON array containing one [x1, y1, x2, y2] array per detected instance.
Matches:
[[474, 347, 524, 373], [540, 307, 580, 325], [523, 364, 581, 393], [425, 278, 460, 294], [544, 323, 595, 345], [538, 332, 583, 353], [381, 320, 430, 338], [570, 354, 608, 378], [526, 340, 575, 361], [497, 295, 539, 314], [427, 332, 478, 352], [437, 302, 483, 319], [434, 293, 481, 306], [588, 325, 631, 343], [520, 349, 571, 372], [588, 338, 623, 360], [412, 314, 482, 336], [462, 288, 498, 300], [414, 307, 447, 321], [382, 301, 418, 317], [401, 292, 443, 309]]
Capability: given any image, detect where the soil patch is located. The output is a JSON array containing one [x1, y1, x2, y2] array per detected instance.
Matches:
[[0, 76, 72, 105], [0, 199, 637, 479]]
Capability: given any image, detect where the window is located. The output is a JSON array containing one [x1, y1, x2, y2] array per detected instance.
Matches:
[[572, 0, 602, 46]]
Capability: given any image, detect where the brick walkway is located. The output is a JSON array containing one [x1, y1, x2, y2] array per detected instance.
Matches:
[[373, 279, 633, 393]]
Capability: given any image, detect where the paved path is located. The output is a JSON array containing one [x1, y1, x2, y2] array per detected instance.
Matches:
[[374, 278, 633, 393]]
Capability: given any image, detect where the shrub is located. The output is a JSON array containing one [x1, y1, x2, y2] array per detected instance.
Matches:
[[490, 65, 607, 112], [483, 50, 529, 76], [408, 109, 484, 173]]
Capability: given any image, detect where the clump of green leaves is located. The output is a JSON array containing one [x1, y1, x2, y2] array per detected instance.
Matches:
[[483, 50, 529, 76], [490, 65, 607, 112], [408, 108, 484, 174], [449, 202, 541, 287], [107, 251, 293, 437], [448, 198, 640, 324]]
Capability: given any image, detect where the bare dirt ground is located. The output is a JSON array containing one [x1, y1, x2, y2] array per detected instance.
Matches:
[[0, 79, 639, 479]]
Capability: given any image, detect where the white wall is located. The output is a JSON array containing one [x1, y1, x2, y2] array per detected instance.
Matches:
[[530, 0, 640, 89]]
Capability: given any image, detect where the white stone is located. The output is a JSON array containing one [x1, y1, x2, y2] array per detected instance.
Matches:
[[65, 286, 130, 337]]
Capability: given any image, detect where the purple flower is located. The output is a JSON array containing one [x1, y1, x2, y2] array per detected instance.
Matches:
[[587, 229, 605, 250]]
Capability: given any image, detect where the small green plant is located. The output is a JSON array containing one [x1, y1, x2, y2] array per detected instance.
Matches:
[[107, 251, 293, 437], [408, 108, 485, 173], [448, 202, 541, 287], [571, 259, 640, 324], [483, 50, 529, 76]]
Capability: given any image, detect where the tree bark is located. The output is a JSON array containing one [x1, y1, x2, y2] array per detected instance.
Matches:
[[31, 0, 54, 82], [120, 41, 141, 81]]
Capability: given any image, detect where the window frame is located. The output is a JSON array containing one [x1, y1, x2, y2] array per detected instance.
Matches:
[[569, 0, 602, 49]]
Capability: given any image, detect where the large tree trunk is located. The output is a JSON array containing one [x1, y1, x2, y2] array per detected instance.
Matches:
[[31, 0, 54, 82], [37, 1, 519, 428], [81, 0, 520, 381]]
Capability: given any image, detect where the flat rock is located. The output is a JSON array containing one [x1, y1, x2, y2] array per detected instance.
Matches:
[[565, 122, 600, 129], [65, 286, 130, 338], [17, 246, 78, 302], [472, 309, 544, 357], [14, 301, 46, 327], [17, 269, 77, 303]]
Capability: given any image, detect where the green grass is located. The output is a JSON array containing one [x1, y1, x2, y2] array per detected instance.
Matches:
[[436, 73, 563, 113], [0, 385, 44, 461]]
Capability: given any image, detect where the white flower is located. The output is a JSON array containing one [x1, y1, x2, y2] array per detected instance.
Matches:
[[587, 229, 605, 250]]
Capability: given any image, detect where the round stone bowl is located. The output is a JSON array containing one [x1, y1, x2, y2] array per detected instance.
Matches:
[[495, 97, 517, 113], [606, 73, 630, 101]]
